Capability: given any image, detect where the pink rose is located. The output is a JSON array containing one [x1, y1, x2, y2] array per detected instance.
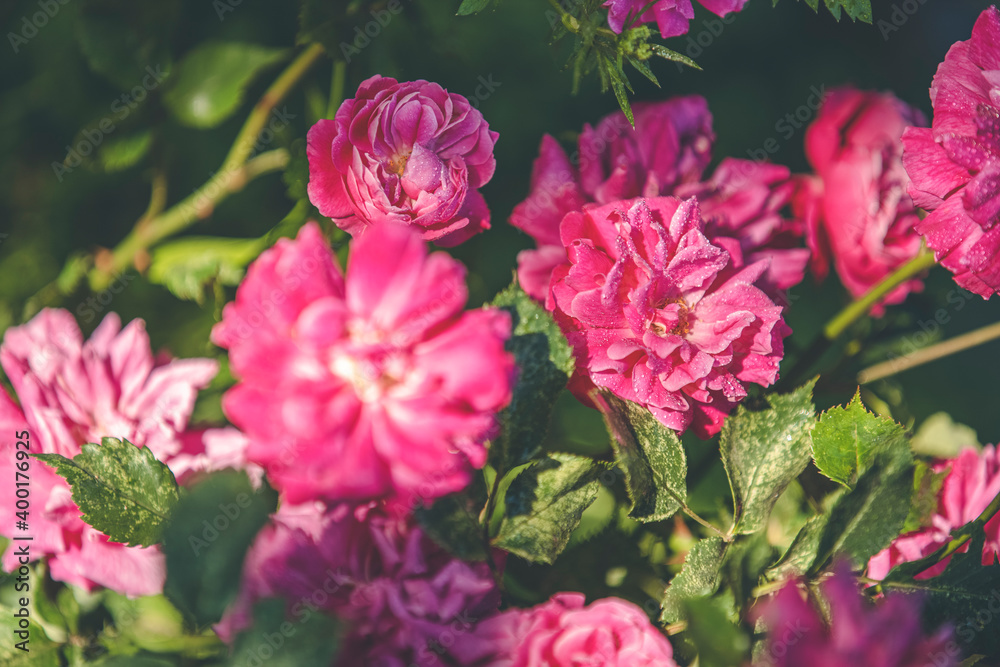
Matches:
[[212, 221, 515, 506], [868, 445, 1000, 581], [794, 87, 927, 313], [512, 97, 806, 303], [677, 158, 809, 295], [754, 564, 956, 667], [218, 503, 501, 667], [307, 75, 498, 246], [453, 592, 677, 666], [549, 197, 789, 439], [603, 0, 748, 39], [902, 7, 1000, 298], [512, 97, 712, 301], [0, 309, 218, 597]]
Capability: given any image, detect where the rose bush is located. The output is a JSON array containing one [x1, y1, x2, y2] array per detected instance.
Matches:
[[3, 4, 999, 667]]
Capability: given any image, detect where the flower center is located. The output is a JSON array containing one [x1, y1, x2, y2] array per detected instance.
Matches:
[[387, 151, 411, 175], [648, 297, 691, 337], [330, 347, 407, 403]]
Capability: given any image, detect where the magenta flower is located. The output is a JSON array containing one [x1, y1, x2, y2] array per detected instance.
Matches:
[[576, 97, 714, 203], [868, 445, 1000, 581], [212, 221, 515, 506], [603, 0, 748, 39], [512, 97, 806, 302], [676, 158, 809, 295], [549, 197, 789, 439], [902, 7, 1000, 298], [512, 97, 712, 301], [0, 309, 218, 596], [754, 565, 956, 667], [307, 75, 498, 246], [794, 87, 927, 313], [452, 592, 677, 666], [218, 503, 501, 667]]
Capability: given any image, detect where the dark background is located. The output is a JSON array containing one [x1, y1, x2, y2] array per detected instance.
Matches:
[[0, 0, 996, 444]]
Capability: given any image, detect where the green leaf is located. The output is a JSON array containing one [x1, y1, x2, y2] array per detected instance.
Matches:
[[723, 532, 776, 607], [661, 536, 727, 624], [457, 0, 496, 15], [415, 474, 489, 561], [148, 236, 266, 304], [807, 394, 913, 571], [101, 592, 186, 656], [625, 56, 659, 87], [766, 515, 827, 580], [163, 471, 277, 627], [902, 462, 946, 533], [774, 0, 872, 22], [650, 45, 701, 70], [810, 452, 912, 572], [567, 484, 617, 548], [75, 7, 175, 90], [97, 130, 154, 173], [811, 390, 908, 488], [721, 380, 816, 535], [163, 41, 289, 128], [225, 598, 341, 667], [607, 67, 634, 126], [34, 438, 179, 547], [493, 453, 603, 564], [883, 531, 1000, 657], [96, 657, 176, 667], [0, 605, 62, 666], [593, 391, 686, 523], [489, 281, 575, 471], [682, 597, 751, 667]]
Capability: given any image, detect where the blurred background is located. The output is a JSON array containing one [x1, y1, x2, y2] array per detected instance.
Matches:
[[0, 0, 995, 447]]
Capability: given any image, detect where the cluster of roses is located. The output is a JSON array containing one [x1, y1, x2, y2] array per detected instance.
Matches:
[[4, 6, 1000, 666], [212, 77, 679, 666]]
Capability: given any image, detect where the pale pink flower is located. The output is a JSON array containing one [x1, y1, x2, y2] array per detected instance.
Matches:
[[307, 75, 498, 246], [218, 503, 501, 667], [868, 446, 1000, 581], [754, 565, 956, 667], [512, 98, 806, 302], [212, 221, 514, 506], [453, 592, 677, 666], [902, 7, 1000, 298], [549, 197, 788, 439], [794, 87, 926, 313], [0, 309, 218, 596], [603, 0, 748, 39]]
